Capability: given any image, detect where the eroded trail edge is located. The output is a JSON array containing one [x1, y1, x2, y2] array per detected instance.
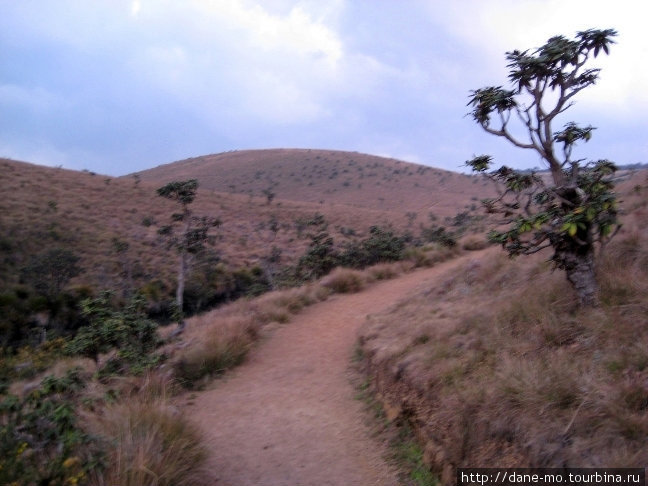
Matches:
[[186, 260, 465, 486]]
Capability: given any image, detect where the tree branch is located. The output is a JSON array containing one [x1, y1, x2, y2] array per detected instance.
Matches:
[[482, 123, 536, 150]]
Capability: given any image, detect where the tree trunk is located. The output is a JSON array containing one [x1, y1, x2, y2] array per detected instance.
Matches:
[[558, 247, 599, 306], [176, 251, 188, 331], [551, 182, 599, 306]]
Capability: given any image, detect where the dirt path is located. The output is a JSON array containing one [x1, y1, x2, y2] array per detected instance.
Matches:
[[187, 260, 465, 486]]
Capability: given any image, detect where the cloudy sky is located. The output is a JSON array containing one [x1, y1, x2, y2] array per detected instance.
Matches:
[[1, 0, 646, 176]]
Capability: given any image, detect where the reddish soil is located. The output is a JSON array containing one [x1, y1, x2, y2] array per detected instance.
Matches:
[[185, 261, 465, 486]]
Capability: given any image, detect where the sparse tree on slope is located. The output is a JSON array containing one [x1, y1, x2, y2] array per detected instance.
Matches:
[[157, 179, 220, 331], [465, 28, 619, 306]]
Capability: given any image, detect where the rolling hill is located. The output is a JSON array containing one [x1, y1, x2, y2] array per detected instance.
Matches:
[[133, 148, 491, 218], [1, 151, 496, 325]]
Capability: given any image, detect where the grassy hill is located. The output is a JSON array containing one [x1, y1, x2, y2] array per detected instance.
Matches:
[[1, 152, 493, 348], [133, 148, 490, 217], [2, 151, 493, 294], [2, 151, 645, 484], [357, 169, 648, 477]]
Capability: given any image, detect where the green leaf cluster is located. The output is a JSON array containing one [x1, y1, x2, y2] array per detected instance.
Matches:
[[483, 161, 619, 263]]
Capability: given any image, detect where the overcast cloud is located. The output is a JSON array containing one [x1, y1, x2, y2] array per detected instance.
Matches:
[[1, 0, 646, 175]]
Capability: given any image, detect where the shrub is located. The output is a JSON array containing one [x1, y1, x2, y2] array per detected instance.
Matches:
[[341, 226, 406, 268], [0, 368, 103, 486], [296, 231, 339, 280], [420, 225, 456, 247], [65, 292, 160, 375]]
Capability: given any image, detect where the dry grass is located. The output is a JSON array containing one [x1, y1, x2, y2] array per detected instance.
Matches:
[[135, 148, 491, 217], [461, 235, 490, 251], [3, 155, 480, 299], [321, 268, 366, 293], [173, 316, 256, 388], [358, 172, 648, 474], [84, 373, 209, 486], [168, 246, 456, 388], [169, 282, 333, 387]]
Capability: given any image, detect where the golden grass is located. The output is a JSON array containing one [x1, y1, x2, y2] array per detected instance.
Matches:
[[321, 268, 366, 293], [358, 175, 648, 472], [168, 246, 456, 388], [85, 373, 209, 486]]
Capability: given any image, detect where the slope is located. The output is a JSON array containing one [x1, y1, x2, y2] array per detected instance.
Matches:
[[0, 157, 424, 292], [133, 148, 491, 218]]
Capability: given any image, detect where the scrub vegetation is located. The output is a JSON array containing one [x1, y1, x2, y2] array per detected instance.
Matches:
[[1, 30, 645, 479], [358, 171, 648, 482]]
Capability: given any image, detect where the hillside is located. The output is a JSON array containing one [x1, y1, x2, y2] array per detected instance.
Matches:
[[1, 152, 494, 294], [1, 153, 493, 344], [3, 157, 645, 484], [358, 170, 648, 479], [133, 148, 490, 218], [0, 159, 387, 287]]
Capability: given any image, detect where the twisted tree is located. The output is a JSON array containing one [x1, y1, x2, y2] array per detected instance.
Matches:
[[466, 29, 620, 306]]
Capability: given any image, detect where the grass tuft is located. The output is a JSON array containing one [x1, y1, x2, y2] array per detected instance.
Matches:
[[173, 317, 254, 388], [85, 379, 209, 486], [321, 268, 366, 293]]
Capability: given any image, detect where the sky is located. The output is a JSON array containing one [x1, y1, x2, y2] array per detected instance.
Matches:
[[1, 0, 646, 176]]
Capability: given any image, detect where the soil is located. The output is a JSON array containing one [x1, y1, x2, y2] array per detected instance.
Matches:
[[185, 261, 463, 486]]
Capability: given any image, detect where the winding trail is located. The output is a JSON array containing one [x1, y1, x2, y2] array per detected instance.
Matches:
[[186, 259, 464, 486]]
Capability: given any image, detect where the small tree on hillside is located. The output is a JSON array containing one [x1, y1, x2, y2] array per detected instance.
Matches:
[[20, 248, 81, 299], [157, 179, 221, 331], [66, 292, 159, 376], [465, 28, 620, 306]]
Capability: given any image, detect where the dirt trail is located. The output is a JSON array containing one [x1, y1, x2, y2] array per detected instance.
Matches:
[[187, 259, 465, 486]]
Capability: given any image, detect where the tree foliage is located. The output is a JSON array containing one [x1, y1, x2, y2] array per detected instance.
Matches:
[[20, 248, 81, 298], [465, 29, 620, 305], [0, 368, 103, 485], [65, 292, 159, 373], [156, 180, 221, 330]]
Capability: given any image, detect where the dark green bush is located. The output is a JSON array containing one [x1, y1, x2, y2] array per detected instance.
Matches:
[[340, 226, 407, 268], [420, 225, 457, 247], [65, 292, 160, 375], [296, 232, 339, 280], [0, 368, 103, 485]]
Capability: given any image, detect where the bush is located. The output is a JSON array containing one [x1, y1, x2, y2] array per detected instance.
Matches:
[[420, 225, 456, 247], [341, 226, 406, 268], [65, 292, 160, 375], [0, 368, 103, 486], [296, 232, 339, 280]]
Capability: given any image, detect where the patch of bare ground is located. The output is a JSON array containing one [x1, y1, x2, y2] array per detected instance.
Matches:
[[183, 259, 469, 486], [358, 171, 648, 483]]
